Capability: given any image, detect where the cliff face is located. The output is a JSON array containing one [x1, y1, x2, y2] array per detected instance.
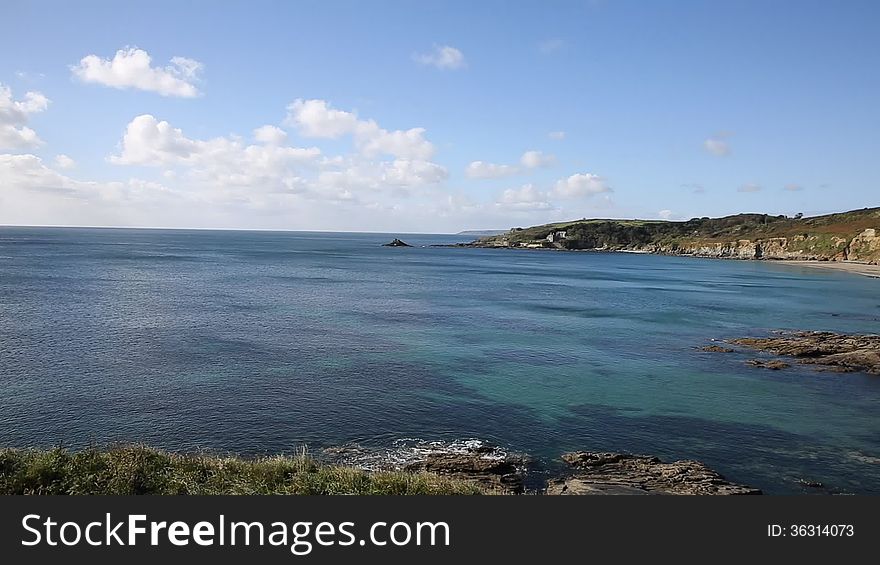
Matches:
[[646, 229, 879, 263], [479, 208, 880, 264]]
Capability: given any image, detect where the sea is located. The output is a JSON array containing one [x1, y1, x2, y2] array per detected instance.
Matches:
[[1, 227, 878, 494]]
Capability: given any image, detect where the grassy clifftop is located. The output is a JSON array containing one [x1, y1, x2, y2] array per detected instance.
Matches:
[[480, 207, 880, 262], [0, 445, 484, 495]]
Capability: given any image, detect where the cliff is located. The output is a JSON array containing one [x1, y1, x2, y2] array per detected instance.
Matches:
[[476, 208, 880, 263]]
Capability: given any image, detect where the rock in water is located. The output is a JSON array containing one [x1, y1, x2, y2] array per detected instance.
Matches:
[[730, 331, 880, 374], [405, 452, 524, 494], [546, 452, 761, 495], [746, 359, 790, 370], [383, 238, 412, 247]]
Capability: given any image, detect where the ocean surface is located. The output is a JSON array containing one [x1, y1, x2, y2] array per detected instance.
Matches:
[[1, 227, 879, 494]]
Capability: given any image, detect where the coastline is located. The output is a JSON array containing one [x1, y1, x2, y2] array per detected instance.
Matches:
[[453, 243, 880, 278], [770, 260, 880, 278]]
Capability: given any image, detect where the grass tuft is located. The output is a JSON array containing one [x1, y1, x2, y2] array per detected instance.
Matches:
[[0, 445, 485, 495]]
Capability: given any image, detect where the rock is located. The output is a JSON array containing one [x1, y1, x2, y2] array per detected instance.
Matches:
[[405, 452, 524, 494], [701, 345, 735, 353], [731, 331, 880, 374], [798, 479, 825, 489], [746, 359, 790, 370], [383, 238, 412, 247], [548, 452, 760, 495]]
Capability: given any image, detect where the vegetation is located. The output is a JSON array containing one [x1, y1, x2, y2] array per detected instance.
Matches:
[[0, 445, 485, 495], [479, 207, 880, 260]]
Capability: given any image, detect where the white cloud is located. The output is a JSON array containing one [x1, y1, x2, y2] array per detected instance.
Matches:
[[538, 39, 564, 54], [0, 153, 170, 201], [784, 183, 803, 192], [71, 48, 203, 97], [548, 131, 566, 140], [106, 109, 447, 208], [284, 99, 359, 138], [358, 124, 435, 160], [0, 83, 49, 149], [382, 159, 448, 186], [704, 133, 731, 156], [285, 98, 436, 160], [54, 154, 76, 169], [465, 150, 555, 178], [737, 183, 762, 193], [413, 45, 466, 70], [552, 173, 611, 198], [110, 115, 323, 195], [496, 184, 553, 211], [658, 209, 674, 220], [520, 150, 556, 169], [253, 125, 288, 145], [465, 160, 519, 179]]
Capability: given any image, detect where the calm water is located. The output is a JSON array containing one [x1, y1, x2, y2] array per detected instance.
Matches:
[[1, 227, 879, 493]]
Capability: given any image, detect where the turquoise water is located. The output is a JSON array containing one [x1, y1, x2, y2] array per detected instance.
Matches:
[[1, 227, 878, 493]]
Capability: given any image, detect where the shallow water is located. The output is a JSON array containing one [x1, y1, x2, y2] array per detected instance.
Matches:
[[1, 227, 878, 493]]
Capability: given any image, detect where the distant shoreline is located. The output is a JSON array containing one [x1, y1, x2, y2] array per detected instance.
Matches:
[[447, 242, 880, 278]]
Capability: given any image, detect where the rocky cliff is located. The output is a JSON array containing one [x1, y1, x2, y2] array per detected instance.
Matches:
[[645, 229, 879, 262], [476, 207, 880, 264]]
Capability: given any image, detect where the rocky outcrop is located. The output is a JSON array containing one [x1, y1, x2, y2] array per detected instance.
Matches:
[[405, 451, 524, 494], [729, 331, 880, 374], [848, 229, 880, 263], [323, 441, 762, 494], [546, 452, 760, 495], [383, 238, 412, 247], [746, 359, 790, 370]]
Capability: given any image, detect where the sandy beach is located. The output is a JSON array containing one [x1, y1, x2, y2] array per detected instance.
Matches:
[[776, 260, 880, 278]]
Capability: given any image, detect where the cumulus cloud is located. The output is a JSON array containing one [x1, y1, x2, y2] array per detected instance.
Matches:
[[552, 173, 611, 198], [704, 133, 731, 156], [465, 160, 518, 179], [253, 125, 288, 145], [285, 98, 436, 160], [520, 150, 555, 169], [0, 83, 49, 149], [548, 131, 566, 140], [109, 115, 324, 194], [413, 45, 466, 70], [496, 184, 553, 211], [784, 183, 803, 192], [382, 159, 448, 186], [737, 183, 762, 193], [0, 153, 171, 201], [54, 154, 76, 169], [106, 107, 448, 208], [284, 99, 359, 138], [465, 150, 555, 178], [71, 48, 203, 97], [658, 209, 674, 220]]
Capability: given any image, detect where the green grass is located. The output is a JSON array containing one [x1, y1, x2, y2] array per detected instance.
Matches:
[[0, 445, 485, 495]]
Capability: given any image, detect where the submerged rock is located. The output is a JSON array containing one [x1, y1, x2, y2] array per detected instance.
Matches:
[[322, 439, 525, 494], [701, 345, 735, 353], [730, 331, 880, 374], [547, 452, 761, 495], [383, 238, 412, 247], [746, 359, 791, 370]]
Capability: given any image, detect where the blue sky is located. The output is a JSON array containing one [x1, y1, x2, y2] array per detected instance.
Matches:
[[1, 0, 878, 232]]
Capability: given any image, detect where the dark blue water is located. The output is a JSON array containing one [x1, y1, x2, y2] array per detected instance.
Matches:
[[1, 227, 879, 493]]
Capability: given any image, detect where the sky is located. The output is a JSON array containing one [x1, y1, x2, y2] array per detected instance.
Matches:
[[1, 0, 878, 233]]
